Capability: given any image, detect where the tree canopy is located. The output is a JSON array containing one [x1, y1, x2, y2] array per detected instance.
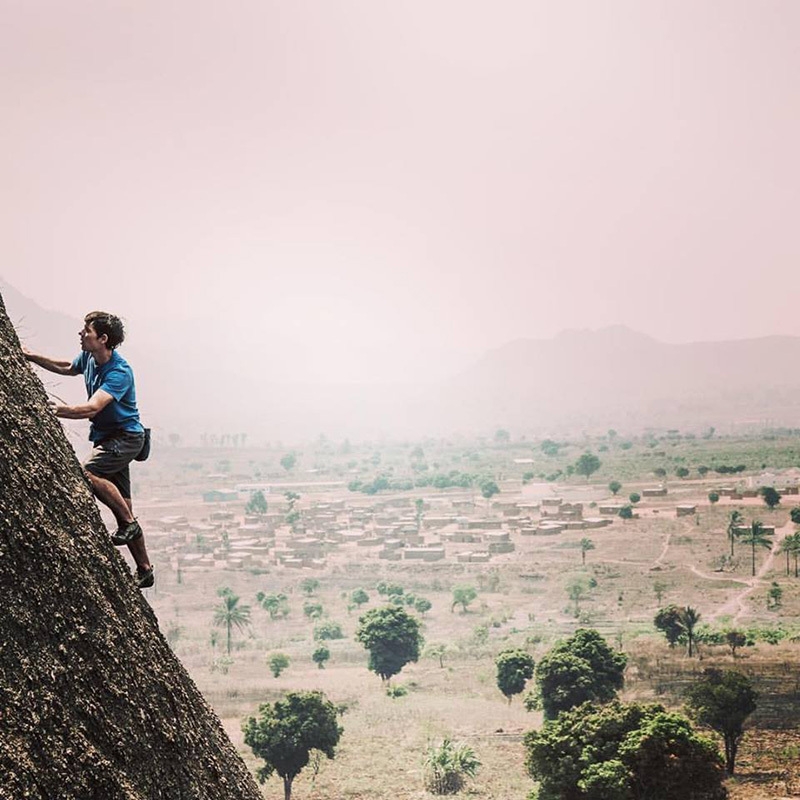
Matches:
[[685, 668, 757, 775], [243, 691, 342, 800], [575, 453, 601, 480], [495, 649, 535, 703], [534, 629, 627, 719], [524, 700, 727, 800], [355, 605, 423, 682]]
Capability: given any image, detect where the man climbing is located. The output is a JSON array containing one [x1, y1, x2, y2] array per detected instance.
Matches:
[[24, 311, 154, 589]]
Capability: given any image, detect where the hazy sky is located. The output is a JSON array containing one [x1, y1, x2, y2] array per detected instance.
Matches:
[[3, 1, 799, 384]]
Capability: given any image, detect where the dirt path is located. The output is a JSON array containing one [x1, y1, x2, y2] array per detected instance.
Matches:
[[706, 519, 794, 623]]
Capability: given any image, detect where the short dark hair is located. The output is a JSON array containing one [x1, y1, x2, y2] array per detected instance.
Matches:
[[84, 311, 125, 350]]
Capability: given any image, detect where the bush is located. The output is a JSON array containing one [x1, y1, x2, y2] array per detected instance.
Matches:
[[313, 621, 344, 641], [423, 739, 480, 795]]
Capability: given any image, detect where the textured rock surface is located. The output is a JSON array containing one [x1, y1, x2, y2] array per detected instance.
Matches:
[[0, 292, 262, 799]]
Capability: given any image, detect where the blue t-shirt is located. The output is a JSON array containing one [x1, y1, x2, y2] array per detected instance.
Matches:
[[71, 350, 144, 443]]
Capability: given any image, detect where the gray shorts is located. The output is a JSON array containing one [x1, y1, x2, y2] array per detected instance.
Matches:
[[84, 431, 145, 499]]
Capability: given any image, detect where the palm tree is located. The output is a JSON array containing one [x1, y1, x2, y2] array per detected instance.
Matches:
[[726, 510, 743, 558], [783, 531, 800, 578], [738, 520, 773, 577], [213, 591, 251, 655], [580, 537, 595, 566], [680, 606, 701, 657]]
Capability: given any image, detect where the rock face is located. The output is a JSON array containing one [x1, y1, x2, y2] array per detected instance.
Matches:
[[0, 293, 262, 799]]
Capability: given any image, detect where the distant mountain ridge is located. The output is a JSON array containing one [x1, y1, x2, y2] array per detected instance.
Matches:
[[4, 278, 800, 438]]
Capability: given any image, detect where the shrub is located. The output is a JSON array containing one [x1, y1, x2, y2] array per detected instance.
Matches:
[[423, 739, 480, 795]]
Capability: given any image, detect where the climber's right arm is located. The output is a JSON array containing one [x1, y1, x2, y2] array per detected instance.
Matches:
[[22, 348, 79, 376]]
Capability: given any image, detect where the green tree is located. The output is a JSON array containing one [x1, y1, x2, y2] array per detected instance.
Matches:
[[355, 605, 423, 682], [257, 592, 290, 620], [566, 576, 589, 616], [708, 491, 720, 505], [313, 621, 344, 641], [269, 652, 290, 677], [628, 492, 641, 505], [790, 506, 800, 525], [575, 452, 601, 480], [609, 480, 622, 496], [213, 589, 251, 655], [726, 509, 743, 558], [280, 452, 297, 472], [423, 739, 480, 795], [243, 691, 342, 800], [676, 467, 690, 479], [653, 580, 668, 604], [300, 577, 319, 595], [350, 588, 369, 608], [580, 537, 595, 566], [494, 428, 510, 443], [654, 605, 684, 648], [414, 597, 432, 615], [535, 629, 627, 719], [654, 467, 667, 479], [303, 601, 323, 620], [312, 645, 330, 669], [738, 520, 773, 577], [479, 479, 500, 501], [414, 498, 424, 531], [725, 630, 747, 659], [760, 486, 781, 509], [425, 643, 447, 668], [524, 701, 726, 800], [767, 581, 782, 608], [451, 585, 477, 613], [495, 649, 535, 703], [246, 489, 268, 516], [618, 504, 633, 521], [780, 531, 800, 577], [685, 668, 757, 775]]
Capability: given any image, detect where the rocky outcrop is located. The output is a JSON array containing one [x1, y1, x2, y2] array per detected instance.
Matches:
[[0, 292, 261, 799]]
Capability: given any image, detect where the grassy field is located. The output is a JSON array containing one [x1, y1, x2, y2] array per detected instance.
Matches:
[[133, 431, 800, 799]]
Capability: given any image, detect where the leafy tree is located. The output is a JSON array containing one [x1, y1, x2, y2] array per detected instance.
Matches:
[[257, 592, 290, 620], [676, 467, 690, 479], [414, 597, 432, 615], [698, 465, 711, 476], [243, 690, 342, 800], [767, 581, 782, 608], [535, 629, 627, 719], [708, 491, 720, 505], [628, 492, 641, 505], [280, 452, 297, 472], [725, 630, 747, 658], [791, 506, 800, 525], [303, 601, 323, 620], [654, 605, 684, 648], [269, 652, 290, 678], [479, 479, 500, 500], [580, 537, 595, 566], [494, 428, 510, 443], [425, 643, 447, 668], [313, 621, 344, 641], [246, 489, 268, 516], [423, 738, 480, 795], [653, 580, 668, 604], [760, 486, 781, 509], [451, 585, 477, 613], [566, 576, 589, 616], [575, 453, 601, 480], [609, 480, 622, 496], [525, 701, 726, 800], [300, 577, 319, 595], [726, 509, 743, 558], [312, 645, 330, 669], [654, 467, 667, 479], [495, 649, 535, 703], [355, 605, 423, 682], [780, 531, 800, 577], [350, 588, 369, 607], [682, 606, 702, 658], [618, 504, 633, 521], [213, 589, 251, 655], [738, 520, 773, 577], [685, 668, 757, 774]]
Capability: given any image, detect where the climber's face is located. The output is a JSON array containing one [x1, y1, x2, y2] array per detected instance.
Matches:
[[79, 322, 108, 353]]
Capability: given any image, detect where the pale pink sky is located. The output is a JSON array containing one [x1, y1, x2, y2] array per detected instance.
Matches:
[[2, 1, 799, 383]]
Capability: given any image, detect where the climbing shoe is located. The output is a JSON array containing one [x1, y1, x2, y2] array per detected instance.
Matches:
[[136, 565, 155, 589], [112, 519, 143, 546]]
